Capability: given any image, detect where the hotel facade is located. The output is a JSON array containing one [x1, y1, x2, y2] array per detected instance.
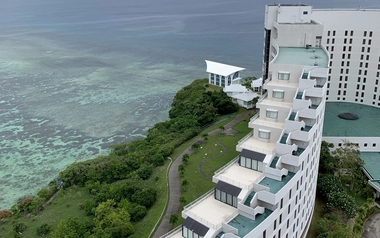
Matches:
[[162, 4, 380, 238]]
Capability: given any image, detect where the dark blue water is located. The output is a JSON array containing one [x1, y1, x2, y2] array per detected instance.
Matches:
[[0, 0, 379, 209]]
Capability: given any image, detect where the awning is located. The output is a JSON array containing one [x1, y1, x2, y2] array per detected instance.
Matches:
[[183, 217, 209, 236], [215, 180, 242, 197], [241, 149, 266, 162]]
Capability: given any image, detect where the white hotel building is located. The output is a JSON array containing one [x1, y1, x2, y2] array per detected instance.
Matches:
[[162, 4, 380, 238]]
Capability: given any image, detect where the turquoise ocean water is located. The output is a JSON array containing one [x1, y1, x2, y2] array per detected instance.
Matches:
[[0, 0, 379, 209]]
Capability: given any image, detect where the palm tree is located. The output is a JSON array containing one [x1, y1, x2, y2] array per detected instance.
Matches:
[[179, 196, 187, 207], [178, 164, 185, 176], [169, 214, 179, 228], [181, 179, 189, 191], [182, 154, 189, 164]]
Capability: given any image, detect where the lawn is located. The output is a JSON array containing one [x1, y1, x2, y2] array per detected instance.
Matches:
[[0, 186, 92, 238]]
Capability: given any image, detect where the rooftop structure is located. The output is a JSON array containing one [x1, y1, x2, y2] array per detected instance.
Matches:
[[205, 60, 246, 88]]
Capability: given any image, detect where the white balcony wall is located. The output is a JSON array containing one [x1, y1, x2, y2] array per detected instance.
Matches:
[[293, 98, 311, 111], [269, 64, 304, 83]]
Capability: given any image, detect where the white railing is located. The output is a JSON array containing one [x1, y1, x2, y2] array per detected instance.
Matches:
[[250, 113, 259, 122], [238, 131, 253, 144], [184, 189, 214, 210], [257, 92, 268, 104], [214, 156, 239, 175], [237, 143, 275, 155], [185, 211, 219, 230], [160, 225, 182, 238], [217, 176, 249, 190], [251, 118, 284, 129]]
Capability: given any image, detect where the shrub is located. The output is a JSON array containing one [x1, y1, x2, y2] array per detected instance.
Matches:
[[36, 223, 52, 236], [13, 222, 27, 233]]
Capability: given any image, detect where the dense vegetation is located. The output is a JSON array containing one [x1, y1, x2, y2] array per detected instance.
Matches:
[[316, 141, 376, 238], [0, 78, 238, 237]]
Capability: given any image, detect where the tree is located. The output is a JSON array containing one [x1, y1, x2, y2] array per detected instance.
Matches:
[[94, 200, 135, 237], [181, 179, 189, 191], [169, 214, 179, 228], [319, 141, 335, 173], [51, 217, 92, 238], [179, 196, 187, 207], [332, 140, 364, 192]]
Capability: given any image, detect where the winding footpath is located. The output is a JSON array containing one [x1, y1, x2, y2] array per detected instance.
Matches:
[[152, 110, 252, 238]]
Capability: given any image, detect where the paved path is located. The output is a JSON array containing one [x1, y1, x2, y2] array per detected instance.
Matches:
[[152, 110, 253, 238], [362, 211, 380, 238]]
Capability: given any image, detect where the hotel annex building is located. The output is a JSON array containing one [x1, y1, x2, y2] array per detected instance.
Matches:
[[162, 4, 380, 238]]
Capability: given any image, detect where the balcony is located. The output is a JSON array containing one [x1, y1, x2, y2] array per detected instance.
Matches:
[[258, 172, 295, 194], [182, 192, 238, 231], [213, 163, 263, 190], [236, 135, 276, 155], [289, 112, 297, 121], [227, 209, 273, 237], [269, 156, 279, 168]]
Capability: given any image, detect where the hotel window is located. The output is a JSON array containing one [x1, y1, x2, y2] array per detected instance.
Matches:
[[347, 61, 350, 66], [332, 38, 335, 44], [363, 39, 366, 44], [364, 31, 367, 37], [303, 11, 308, 15], [278, 72, 290, 80], [364, 78, 367, 83], [216, 75, 220, 85], [331, 46, 334, 51], [370, 31, 373, 37], [349, 46, 352, 51], [349, 39, 353, 44], [369, 39, 372, 45], [373, 143, 376, 147], [327, 39, 330, 44], [367, 55, 370, 60], [346, 69, 349, 74], [210, 74, 215, 84], [228, 76, 231, 86], [330, 54, 333, 59], [343, 46, 346, 51], [221, 76, 225, 87], [360, 62, 363, 67], [368, 47, 371, 53], [240, 156, 263, 172], [348, 54, 351, 59], [351, 31, 354, 36], [266, 109, 278, 119], [273, 89, 284, 99], [327, 31, 330, 36], [333, 30, 336, 36], [258, 129, 270, 139], [345, 30, 348, 36]]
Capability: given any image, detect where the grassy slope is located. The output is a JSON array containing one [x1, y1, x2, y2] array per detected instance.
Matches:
[[0, 186, 92, 238]]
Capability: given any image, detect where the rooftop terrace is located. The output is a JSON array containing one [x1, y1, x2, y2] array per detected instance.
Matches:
[[228, 209, 273, 237], [183, 193, 236, 230], [323, 102, 380, 137], [214, 163, 263, 189], [274, 47, 328, 68], [259, 172, 295, 193]]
